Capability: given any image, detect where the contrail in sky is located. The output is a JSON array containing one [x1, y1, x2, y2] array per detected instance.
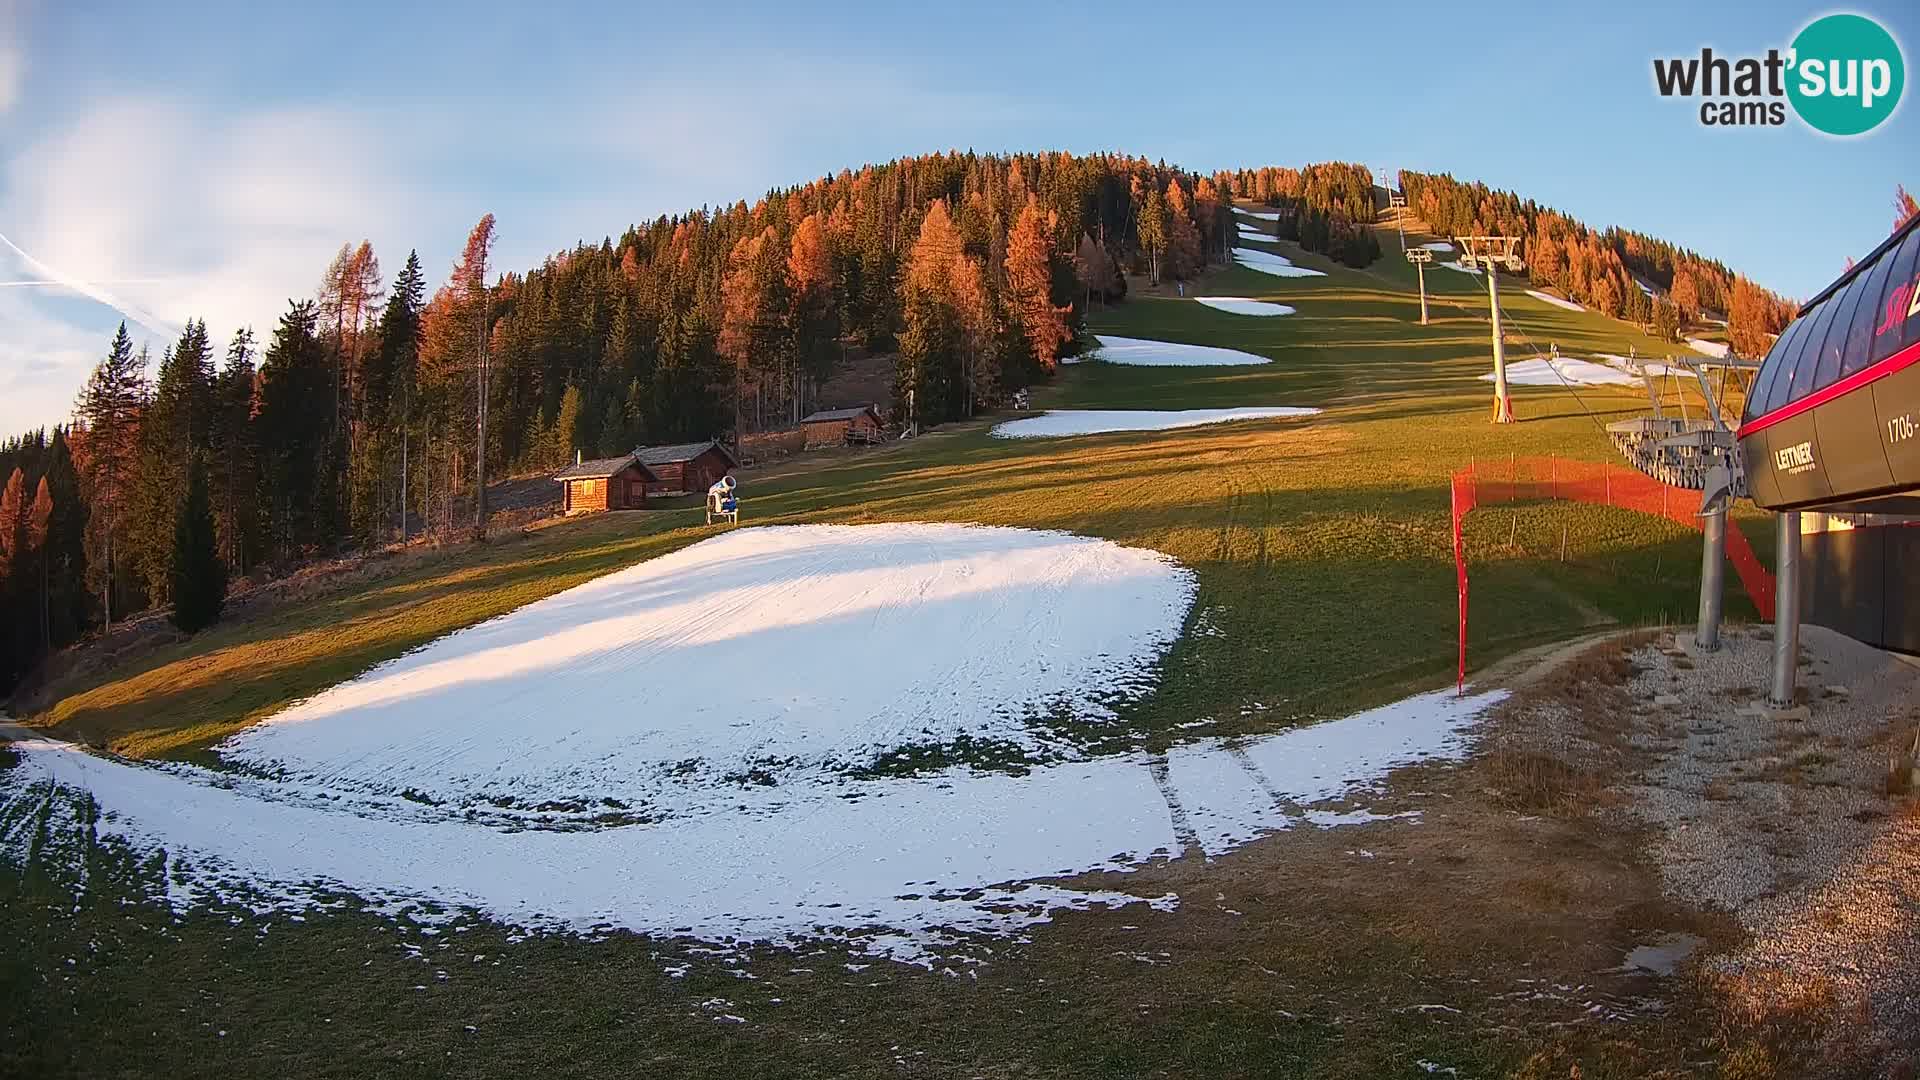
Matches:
[[0, 230, 178, 338]]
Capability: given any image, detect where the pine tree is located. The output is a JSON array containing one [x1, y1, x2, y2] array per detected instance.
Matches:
[[29, 476, 54, 660], [1896, 184, 1918, 233], [209, 329, 261, 571], [168, 457, 226, 634], [0, 467, 34, 687], [1163, 181, 1202, 281], [1652, 297, 1683, 343], [1136, 188, 1167, 284], [256, 301, 338, 559], [75, 323, 147, 626], [41, 430, 87, 647], [450, 216, 496, 536], [129, 319, 215, 601]]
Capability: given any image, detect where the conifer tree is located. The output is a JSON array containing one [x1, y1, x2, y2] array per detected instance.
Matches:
[[1163, 181, 1203, 281], [256, 301, 337, 559], [168, 457, 226, 634], [129, 319, 215, 601], [1136, 189, 1167, 284], [75, 323, 147, 626]]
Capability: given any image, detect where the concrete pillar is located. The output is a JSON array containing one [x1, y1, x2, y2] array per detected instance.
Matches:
[[1696, 505, 1726, 651], [1769, 510, 1801, 708]]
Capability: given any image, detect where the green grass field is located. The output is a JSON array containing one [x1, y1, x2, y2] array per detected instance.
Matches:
[[1, 213, 1785, 1079]]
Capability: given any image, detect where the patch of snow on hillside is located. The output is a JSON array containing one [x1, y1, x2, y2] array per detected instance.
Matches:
[[1193, 297, 1294, 316], [1232, 247, 1325, 279], [1, 676, 1506, 962], [1091, 334, 1272, 366], [1477, 357, 1640, 387], [1525, 290, 1584, 312], [1686, 338, 1730, 359], [992, 408, 1320, 439]]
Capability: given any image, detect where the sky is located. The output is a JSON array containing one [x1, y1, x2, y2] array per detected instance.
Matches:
[[1, 0, 1916, 435]]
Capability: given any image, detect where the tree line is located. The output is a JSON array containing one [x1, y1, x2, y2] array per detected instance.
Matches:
[[1231, 163, 1384, 268], [1, 150, 1270, 686], [1398, 170, 1796, 353]]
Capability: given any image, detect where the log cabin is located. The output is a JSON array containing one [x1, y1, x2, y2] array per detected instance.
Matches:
[[636, 440, 739, 497], [800, 405, 884, 449], [555, 453, 655, 513]]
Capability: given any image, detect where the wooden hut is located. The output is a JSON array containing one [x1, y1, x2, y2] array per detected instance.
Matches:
[[636, 440, 739, 497], [555, 453, 655, 514], [800, 405, 884, 449]]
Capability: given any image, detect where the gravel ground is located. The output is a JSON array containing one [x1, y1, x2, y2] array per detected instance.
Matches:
[[1618, 623, 1920, 1045]]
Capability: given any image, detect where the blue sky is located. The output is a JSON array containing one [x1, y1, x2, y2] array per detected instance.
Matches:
[[1, 0, 1916, 433]]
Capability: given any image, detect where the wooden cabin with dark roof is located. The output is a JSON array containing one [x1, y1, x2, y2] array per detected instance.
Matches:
[[800, 405, 884, 448], [635, 440, 738, 497], [555, 452, 655, 513]]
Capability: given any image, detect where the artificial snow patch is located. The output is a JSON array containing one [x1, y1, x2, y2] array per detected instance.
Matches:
[[1477, 357, 1640, 388], [1686, 337, 1730, 359], [221, 523, 1195, 812], [1419, 241, 1454, 252], [1231, 247, 1325, 279], [1235, 209, 1281, 221], [1236, 225, 1279, 241], [1192, 297, 1294, 317], [991, 408, 1321, 440], [1, 685, 1505, 963], [1090, 334, 1271, 367], [1436, 260, 1482, 276], [1524, 290, 1584, 312], [1596, 353, 1682, 377]]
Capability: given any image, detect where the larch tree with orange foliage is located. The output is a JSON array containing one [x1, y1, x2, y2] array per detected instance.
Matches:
[[450, 214, 496, 536], [787, 213, 841, 421], [1728, 275, 1793, 359], [899, 200, 996, 422], [1164, 181, 1202, 282], [1670, 270, 1701, 322], [718, 227, 792, 431], [1006, 197, 1072, 372]]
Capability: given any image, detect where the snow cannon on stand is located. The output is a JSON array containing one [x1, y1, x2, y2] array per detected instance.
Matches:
[[706, 475, 739, 526]]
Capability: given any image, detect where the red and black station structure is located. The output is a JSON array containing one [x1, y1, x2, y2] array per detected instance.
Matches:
[[1738, 213, 1920, 702]]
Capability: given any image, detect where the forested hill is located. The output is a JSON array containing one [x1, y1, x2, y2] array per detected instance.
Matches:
[[1400, 170, 1797, 355], [0, 149, 1788, 692]]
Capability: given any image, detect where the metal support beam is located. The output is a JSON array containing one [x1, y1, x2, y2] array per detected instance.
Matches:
[[1455, 236, 1521, 424], [1487, 267, 1513, 423], [1697, 504, 1726, 651], [1769, 510, 1801, 707]]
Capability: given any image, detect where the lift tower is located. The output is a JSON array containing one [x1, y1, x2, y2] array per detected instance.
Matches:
[[1405, 248, 1432, 325], [1454, 236, 1524, 424]]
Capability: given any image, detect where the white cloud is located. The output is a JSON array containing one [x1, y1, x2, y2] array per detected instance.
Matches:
[[0, 57, 1050, 434], [0, 0, 21, 117]]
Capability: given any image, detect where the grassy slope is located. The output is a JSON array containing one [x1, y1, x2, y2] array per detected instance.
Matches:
[[0, 210, 1798, 1080], [27, 214, 1770, 762]]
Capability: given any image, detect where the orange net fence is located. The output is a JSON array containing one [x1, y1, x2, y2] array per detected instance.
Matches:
[[1449, 456, 1775, 691]]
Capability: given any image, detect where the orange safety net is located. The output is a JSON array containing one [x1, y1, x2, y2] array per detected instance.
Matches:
[[1449, 456, 1775, 692]]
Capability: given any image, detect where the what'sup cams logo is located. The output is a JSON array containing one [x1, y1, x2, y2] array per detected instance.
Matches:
[[1653, 12, 1904, 135]]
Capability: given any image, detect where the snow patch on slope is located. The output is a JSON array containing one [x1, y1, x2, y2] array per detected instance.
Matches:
[[992, 407, 1320, 439], [1232, 247, 1326, 279], [1087, 334, 1272, 366], [1192, 296, 1294, 316]]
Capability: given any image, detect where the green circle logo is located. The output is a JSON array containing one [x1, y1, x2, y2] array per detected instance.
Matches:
[[1788, 13, 1905, 136]]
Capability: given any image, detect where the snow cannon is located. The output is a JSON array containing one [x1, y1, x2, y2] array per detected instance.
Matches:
[[706, 475, 739, 526]]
